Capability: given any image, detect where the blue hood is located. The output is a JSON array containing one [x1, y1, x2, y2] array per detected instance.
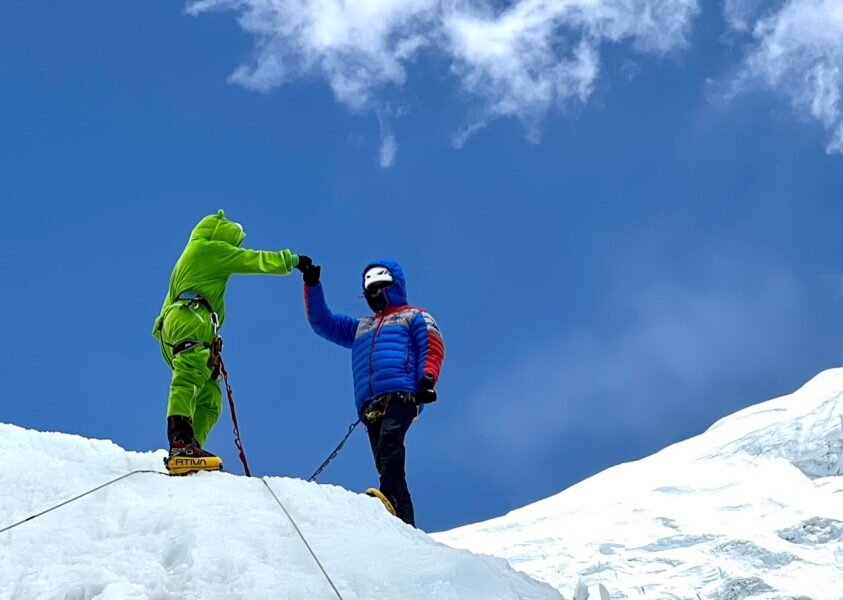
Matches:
[[363, 259, 407, 310]]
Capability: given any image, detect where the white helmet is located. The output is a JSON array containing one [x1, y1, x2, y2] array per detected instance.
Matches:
[[364, 266, 394, 291]]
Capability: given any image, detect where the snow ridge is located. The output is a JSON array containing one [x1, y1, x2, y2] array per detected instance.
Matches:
[[436, 368, 843, 599], [0, 423, 559, 600], [4, 368, 843, 599]]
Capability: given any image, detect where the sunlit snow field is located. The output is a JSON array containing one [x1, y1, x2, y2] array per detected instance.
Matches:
[[436, 369, 843, 599], [2, 369, 843, 599], [0, 424, 558, 600]]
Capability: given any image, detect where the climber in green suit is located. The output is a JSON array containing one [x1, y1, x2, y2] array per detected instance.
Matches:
[[153, 210, 299, 474]]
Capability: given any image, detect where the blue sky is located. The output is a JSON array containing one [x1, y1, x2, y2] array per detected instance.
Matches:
[[2, 0, 843, 531]]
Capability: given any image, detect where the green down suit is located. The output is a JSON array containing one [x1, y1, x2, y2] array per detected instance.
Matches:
[[152, 210, 298, 446]]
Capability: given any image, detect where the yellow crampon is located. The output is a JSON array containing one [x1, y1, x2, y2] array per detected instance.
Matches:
[[164, 455, 223, 476], [364, 488, 396, 516]]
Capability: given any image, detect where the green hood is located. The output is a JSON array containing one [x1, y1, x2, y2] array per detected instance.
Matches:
[[191, 210, 247, 247]]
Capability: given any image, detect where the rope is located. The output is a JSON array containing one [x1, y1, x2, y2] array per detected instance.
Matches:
[[261, 477, 343, 600], [0, 469, 164, 535], [308, 418, 361, 482], [1, 469, 344, 599], [219, 358, 252, 477]]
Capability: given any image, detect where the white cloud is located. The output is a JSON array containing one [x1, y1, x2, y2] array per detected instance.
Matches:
[[187, 0, 438, 110], [187, 0, 699, 153], [443, 0, 699, 135], [377, 119, 398, 168], [723, 0, 774, 31], [730, 0, 843, 153]]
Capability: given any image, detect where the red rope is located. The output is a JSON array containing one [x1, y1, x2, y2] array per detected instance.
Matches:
[[219, 359, 252, 477]]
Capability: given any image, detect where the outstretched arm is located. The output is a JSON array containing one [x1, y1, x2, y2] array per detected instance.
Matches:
[[202, 240, 298, 276], [305, 281, 358, 349]]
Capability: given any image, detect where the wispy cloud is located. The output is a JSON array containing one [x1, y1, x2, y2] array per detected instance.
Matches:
[[723, 0, 773, 31], [187, 0, 699, 158], [445, 0, 698, 141], [187, 0, 436, 109], [377, 116, 398, 168], [728, 0, 843, 153]]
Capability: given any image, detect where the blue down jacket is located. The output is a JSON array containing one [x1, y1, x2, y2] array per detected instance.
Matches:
[[304, 259, 445, 414]]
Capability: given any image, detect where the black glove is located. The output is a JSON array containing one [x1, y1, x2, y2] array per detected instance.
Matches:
[[295, 255, 312, 271], [416, 375, 437, 404], [295, 255, 321, 286]]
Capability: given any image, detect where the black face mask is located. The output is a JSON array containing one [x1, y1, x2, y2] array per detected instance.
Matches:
[[364, 284, 391, 313]]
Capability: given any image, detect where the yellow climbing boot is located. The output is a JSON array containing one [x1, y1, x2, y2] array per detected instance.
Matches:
[[365, 488, 396, 516], [164, 444, 223, 476]]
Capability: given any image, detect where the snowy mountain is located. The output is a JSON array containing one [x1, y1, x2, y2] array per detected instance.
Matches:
[[435, 369, 843, 599], [3, 369, 842, 599], [0, 423, 559, 599]]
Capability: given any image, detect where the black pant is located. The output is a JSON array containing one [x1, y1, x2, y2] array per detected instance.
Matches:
[[364, 397, 417, 526]]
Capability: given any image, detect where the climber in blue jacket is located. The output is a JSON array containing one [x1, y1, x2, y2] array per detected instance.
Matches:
[[296, 256, 444, 526]]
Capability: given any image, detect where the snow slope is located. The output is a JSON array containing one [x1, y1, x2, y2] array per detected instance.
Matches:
[[0, 424, 560, 600], [4, 370, 842, 600], [435, 369, 843, 599]]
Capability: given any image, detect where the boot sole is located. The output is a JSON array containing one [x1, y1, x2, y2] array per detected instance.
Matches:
[[164, 456, 224, 476]]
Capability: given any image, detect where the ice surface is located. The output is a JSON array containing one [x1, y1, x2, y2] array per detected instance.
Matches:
[[5, 367, 843, 599], [435, 368, 843, 599], [0, 424, 560, 600]]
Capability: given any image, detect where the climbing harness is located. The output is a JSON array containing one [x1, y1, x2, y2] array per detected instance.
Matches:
[[362, 391, 415, 423], [168, 290, 223, 377], [308, 418, 361, 482]]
